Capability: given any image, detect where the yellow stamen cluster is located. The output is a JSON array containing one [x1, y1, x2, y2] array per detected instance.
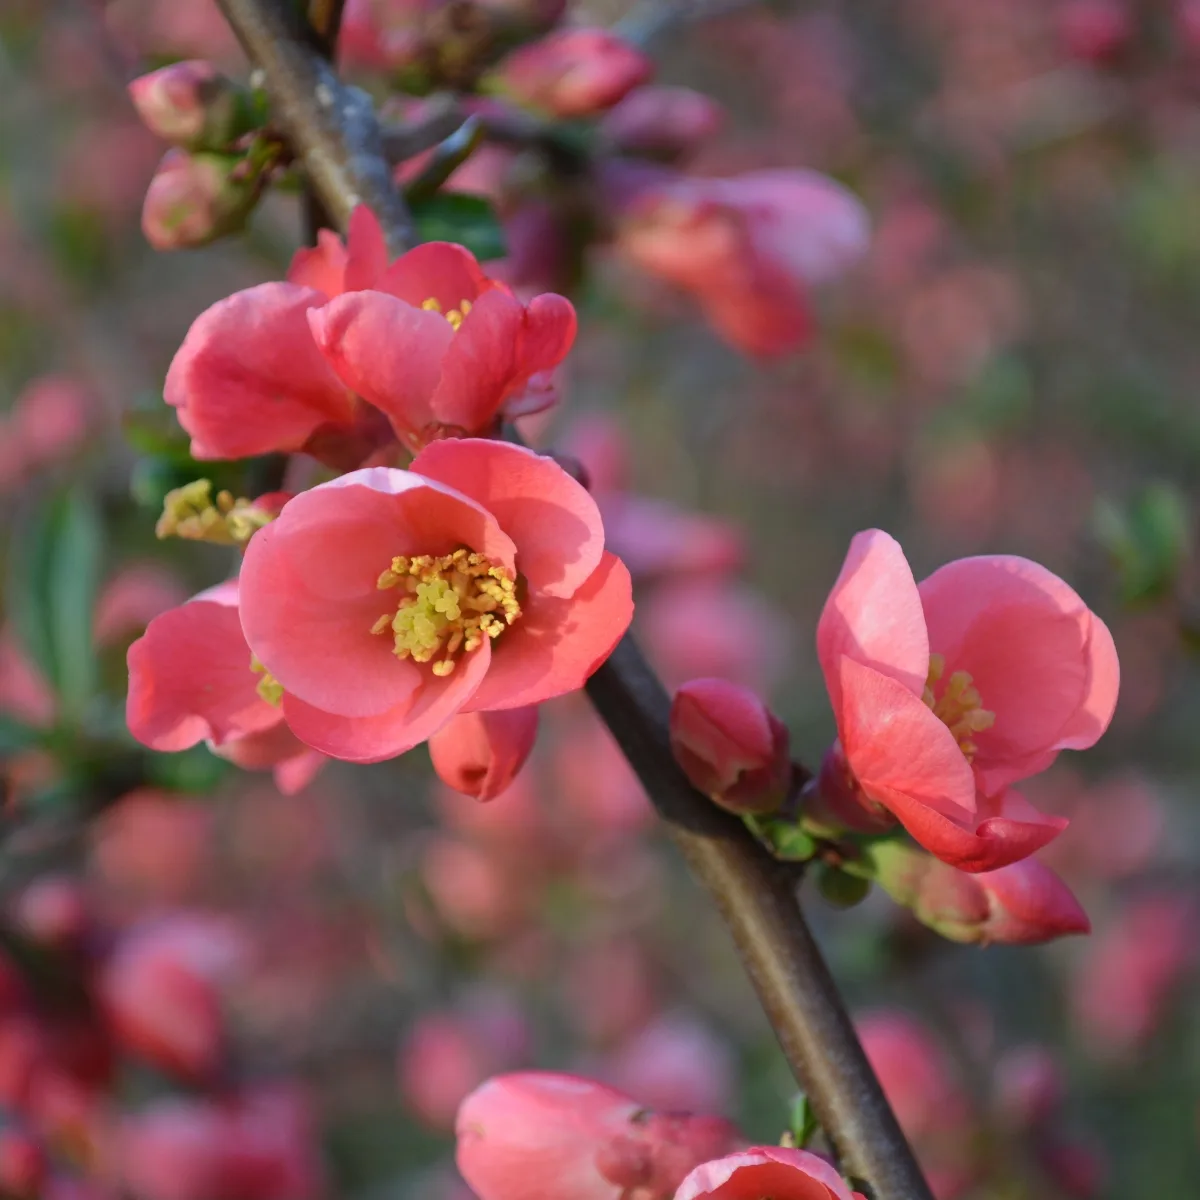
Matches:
[[421, 296, 473, 331], [371, 550, 520, 677], [250, 656, 283, 706], [157, 480, 275, 546], [923, 653, 995, 761]]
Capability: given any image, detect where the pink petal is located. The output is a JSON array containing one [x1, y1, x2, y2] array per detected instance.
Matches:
[[919, 556, 1103, 782], [280, 639, 491, 763], [307, 291, 452, 441], [1053, 609, 1120, 750], [675, 1145, 857, 1200], [429, 288, 524, 432], [272, 749, 327, 795], [343, 205, 390, 292], [515, 292, 577, 379], [871, 784, 1067, 873], [375, 241, 493, 309], [838, 657, 976, 821], [411, 439, 605, 599], [164, 283, 354, 460], [817, 530, 929, 713], [286, 229, 348, 298], [463, 552, 633, 712], [127, 597, 281, 751], [238, 469, 515, 718]]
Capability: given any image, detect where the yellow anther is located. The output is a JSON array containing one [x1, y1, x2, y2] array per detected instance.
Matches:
[[923, 654, 995, 762], [422, 296, 471, 332], [250, 656, 283, 706], [371, 548, 521, 676], [157, 479, 275, 547]]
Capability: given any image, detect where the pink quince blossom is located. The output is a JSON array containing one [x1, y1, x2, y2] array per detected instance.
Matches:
[[456, 1071, 740, 1200], [125, 581, 325, 794], [674, 1146, 866, 1200], [614, 167, 869, 357], [815, 530, 1119, 871], [237, 439, 632, 763], [428, 707, 539, 800], [166, 207, 575, 462]]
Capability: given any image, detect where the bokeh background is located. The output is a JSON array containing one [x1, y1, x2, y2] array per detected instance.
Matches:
[[1, 1, 1198, 1198]]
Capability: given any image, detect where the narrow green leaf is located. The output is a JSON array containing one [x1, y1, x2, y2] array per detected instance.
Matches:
[[410, 193, 507, 261]]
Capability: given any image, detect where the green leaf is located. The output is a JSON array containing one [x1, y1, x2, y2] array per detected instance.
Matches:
[[1094, 483, 1191, 605], [7, 488, 104, 722], [411, 193, 507, 261], [788, 1092, 821, 1149]]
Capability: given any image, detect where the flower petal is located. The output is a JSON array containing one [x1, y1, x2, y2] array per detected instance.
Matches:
[[1052, 609, 1120, 751], [375, 241, 493, 309], [127, 597, 281, 751], [675, 1145, 858, 1200], [429, 288, 524, 432], [307, 291, 452, 440], [817, 530, 929, 713], [463, 552, 633, 712], [165, 283, 354, 460], [286, 229, 348, 298], [239, 470, 514, 717], [280, 639, 490, 762], [516, 292, 577, 378], [838, 657, 976, 820], [412, 439, 605, 598], [871, 784, 1067, 873], [343, 204, 390, 292]]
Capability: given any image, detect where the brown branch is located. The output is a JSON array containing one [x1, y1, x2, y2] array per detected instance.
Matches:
[[215, 0, 415, 255], [209, 3, 934, 1196]]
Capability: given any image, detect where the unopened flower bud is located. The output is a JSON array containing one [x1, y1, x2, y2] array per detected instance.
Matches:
[[428, 707, 539, 802], [669, 678, 790, 814], [128, 60, 259, 151], [497, 29, 653, 118], [141, 149, 263, 251], [456, 1072, 740, 1200], [601, 86, 723, 161], [871, 840, 1090, 945]]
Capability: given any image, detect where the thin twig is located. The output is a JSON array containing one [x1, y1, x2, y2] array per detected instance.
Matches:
[[404, 116, 485, 202], [208, 2, 934, 1196]]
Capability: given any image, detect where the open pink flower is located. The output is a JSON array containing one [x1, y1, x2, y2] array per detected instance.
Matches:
[[675, 1146, 866, 1200], [238, 439, 632, 764], [816, 530, 1118, 871], [307, 240, 575, 449], [126, 582, 324, 794], [614, 167, 868, 357]]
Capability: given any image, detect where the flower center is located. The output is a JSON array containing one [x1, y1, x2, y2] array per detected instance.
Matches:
[[157, 479, 275, 546], [251, 656, 283, 706], [922, 653, 995, 762], [370, 549, 521, 677], [421, 296, 472, 331]]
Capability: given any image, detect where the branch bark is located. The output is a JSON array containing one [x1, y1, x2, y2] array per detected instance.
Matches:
[[210, 3, 934, 1196]]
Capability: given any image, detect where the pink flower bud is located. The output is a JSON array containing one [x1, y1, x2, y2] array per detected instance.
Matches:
[[872, 841, 1090, 945], [499, 30, 653, 118], [428, 707, 539, 801], [601, 86, 723, 161], [128, 61, 256, 151], [669, 679, 790, 813], [456, 1072, 740, 1200], [674, 1145, 865, 1200], [1058, 0, 1133, 63], [141, 149, 261, 251]]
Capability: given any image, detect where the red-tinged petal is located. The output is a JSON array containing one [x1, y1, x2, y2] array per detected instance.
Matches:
[[817, 530, 929, 714], [838, 657, 976, 821], [127, 597, 281, 751], [463, 552, 633, 712], [239, 469, 515, 717], [375, 241, 494, 308], [286, 229, 348, 298], [164, 283, 354, 460], [870, 783, 1067, 873], [343, 205, 389, 292], [428, 706, 539, 801], [272, 749, 326, 795], [412, 439, 605, 599], [675, 1145, 860, 1200], [921, 556, 1105, 779], [429, 288, 524, 432], [280, 640, 491, 763], [976, 859, 1091, 944], [1053, 610, 1120, 750], [516, 292, 577, 379], [308, 291, 452, 439]]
